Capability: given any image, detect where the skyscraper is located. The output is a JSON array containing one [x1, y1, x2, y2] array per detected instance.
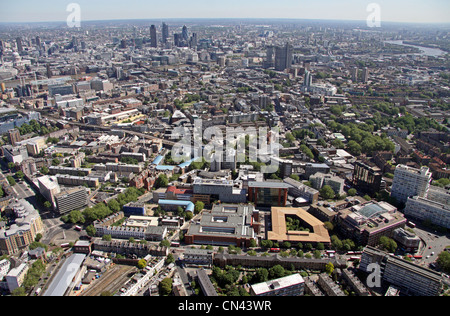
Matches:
[[303, 70, 312, 87], [182, 25, 189, 42], [150, 25, 158, 48], [162, 22, 169, 44], [274, 43, 293, 71], [16, 37, 23, 53]]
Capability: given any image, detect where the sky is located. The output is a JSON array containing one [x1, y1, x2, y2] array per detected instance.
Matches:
[[0, 0, 449, 24]]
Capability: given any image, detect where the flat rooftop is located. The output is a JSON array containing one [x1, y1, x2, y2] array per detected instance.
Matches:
[[268, 207, 331, 244]]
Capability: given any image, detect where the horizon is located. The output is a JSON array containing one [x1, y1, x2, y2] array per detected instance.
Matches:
[[1, 0, 449, 25]]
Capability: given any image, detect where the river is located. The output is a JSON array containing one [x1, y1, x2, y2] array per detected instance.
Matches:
[[384, 40, 447, 57]]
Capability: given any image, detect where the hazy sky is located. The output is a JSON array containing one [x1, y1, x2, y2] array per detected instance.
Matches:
[[0, 0, 449, 24]]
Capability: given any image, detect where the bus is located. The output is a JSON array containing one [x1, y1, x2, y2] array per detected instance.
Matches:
[[407, 221, 416, 228], [171, 242, 180, 247], [270, 248, 281, 253], [75, 226, 82, 231], [348, 256, 361, 261]]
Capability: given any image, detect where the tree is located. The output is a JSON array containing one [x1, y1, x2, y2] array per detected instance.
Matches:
[[159, 277, 173, 296], [107, 199, 121, 213], [195, 201, 204, 214], [6, 176, 16, 186], [348, 188, 357, 196], [437, 251, 450, 274], [68, 210, 85, 224], [269, 265, 286, 279], [154, 174, 169, 189], [15, 171, 25, 180], [320, 185, 335, 200], [325, 262, 335, 275], [86, 225, 96, 237], [137, 259, 147, 270], [379, 236, 397, 253], [43, 201, 52, 209]]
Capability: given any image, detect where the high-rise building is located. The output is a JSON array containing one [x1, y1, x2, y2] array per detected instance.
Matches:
[[55, 187, 88, 215], [352, 161, 383, 196], [150, 25, 158, 48], [189, 33, 198, 49], [362, 67, 369, 83], [16, 37, 23, 53], [303, 70, 312, 87], [274, 43, 293, 71], [182, 25, 189, 42], [7, 129, 21, 146], [351, 67, 358, 82], [391, 165, 432, 204], [359, 246, 442, 296], [162, 22, 169, 44], [35, 36, 41, 49]]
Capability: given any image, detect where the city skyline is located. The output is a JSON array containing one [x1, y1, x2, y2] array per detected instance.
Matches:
[[1, 0, 450, 24]]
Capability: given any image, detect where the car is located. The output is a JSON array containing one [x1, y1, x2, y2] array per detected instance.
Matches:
[[429, 246, 432, 249]]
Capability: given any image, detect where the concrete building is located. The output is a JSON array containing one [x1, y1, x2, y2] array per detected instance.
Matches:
[[37, 175, 61, 208], [359, 246, 442, 296], [309, 172, 345, 196], [391, 165, 432, 204], [193, 178, 247, 204], [5, 262, 29, 293], [184, 204, 257, 247], [250, 273, 305, 296], [55, 187, 88, 215], [283, 177, 319, 205], [404, 196, 450, 229], [338, 201, 406, 247]]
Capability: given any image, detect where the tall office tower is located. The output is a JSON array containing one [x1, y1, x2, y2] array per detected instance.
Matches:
[[264, 46, 275, 68], [46, 64, 52, 78], [150, 25, 158, 48], [351, 66, 358, 82], [16, 37, 23, 53], [362, 67, 369, 83], [189, 33, 197, 49], [303, 70, 312, 87], [162, 22, 169, 44], [182, 25, 189, 42], [35, 36, 41, 49], [174, 33, 181, 47], [274, 43, 293, 71], [391, 165, 432, 204]]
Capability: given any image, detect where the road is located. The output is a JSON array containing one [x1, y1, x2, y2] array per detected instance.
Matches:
[[414, 226, 450, 265]]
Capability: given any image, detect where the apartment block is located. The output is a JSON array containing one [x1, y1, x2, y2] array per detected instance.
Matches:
[[391, 165, 431, 204], [359, 246, 442, 296]]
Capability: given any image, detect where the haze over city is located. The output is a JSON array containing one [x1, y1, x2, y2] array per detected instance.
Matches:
[[1, 0, 450, 24]]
